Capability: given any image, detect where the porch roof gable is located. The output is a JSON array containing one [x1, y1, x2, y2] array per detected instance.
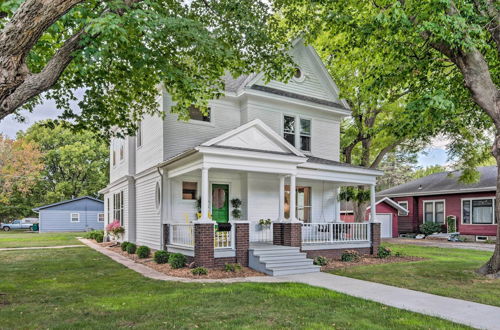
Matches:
[[201, 118, 305, 157]]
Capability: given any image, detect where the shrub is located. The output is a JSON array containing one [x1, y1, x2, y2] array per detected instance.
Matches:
[[126, 243, 137, 254], [85, 230, 104, 242], [224, 263, 242, 272], [191, 267, 208, 276], [419, 222, 442, 236], [168, 253, 186, 269], [341, 250, 360, 262], [446, 216, 457, 233], [137, 246, 150, 258], [120, 241, 129, 251], [313, 256, 328, 266], [378, 246, 392, 259], [154, 250, 169, 264]]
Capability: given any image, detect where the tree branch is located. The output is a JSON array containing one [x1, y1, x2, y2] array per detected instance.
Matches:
[[370, 141, 400, 169]]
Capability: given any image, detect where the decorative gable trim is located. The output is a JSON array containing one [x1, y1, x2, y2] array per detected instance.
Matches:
[[201, 119, 305, 157], [366, 197, 409, 214]]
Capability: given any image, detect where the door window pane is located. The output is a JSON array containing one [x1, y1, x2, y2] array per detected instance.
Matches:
[[284, 185, 311, 222]]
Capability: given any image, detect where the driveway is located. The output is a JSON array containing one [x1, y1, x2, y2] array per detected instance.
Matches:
[[384, 238, 495, 252]]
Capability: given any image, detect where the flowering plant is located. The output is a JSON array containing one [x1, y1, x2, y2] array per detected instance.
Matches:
[[106, 220, 125, 240]]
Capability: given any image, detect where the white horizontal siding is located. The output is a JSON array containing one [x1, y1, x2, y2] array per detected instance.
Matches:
[[163, 96, 241, 160], [136, 173, 162, 249], [136, 112, 164, 173], [311, 118, 340, 161]]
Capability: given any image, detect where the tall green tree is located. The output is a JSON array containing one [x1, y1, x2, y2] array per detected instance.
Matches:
[[276, 0, 499, 276], [0, 0, 293, 135], [19, 120, 108, 205], [377, 150, 419, 191], [412, 165, 447, 180]]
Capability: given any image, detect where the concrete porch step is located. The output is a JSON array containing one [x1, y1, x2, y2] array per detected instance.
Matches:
[[248, 244, 319, 276]]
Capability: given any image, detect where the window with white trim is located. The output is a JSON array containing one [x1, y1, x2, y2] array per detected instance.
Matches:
[[397, 201, 409, 216], [136, 121, 142, 148], [188, 105, 211, 122], [182, 182, 197, 200], [462, 198, 496, 224], [283, 115, 311, 152], [113, 191, 124, 225], [423, 200, 445, 224], [119, 142, 124, 161], [155, 182, 161, 209], [70, 213, 80, 223], [98, 213, 105, 222]]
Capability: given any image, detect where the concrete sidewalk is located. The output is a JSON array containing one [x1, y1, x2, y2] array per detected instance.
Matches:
[[82, 238, 500, 329], [284, 272, 500, 330], [0, 245, 84, 251]]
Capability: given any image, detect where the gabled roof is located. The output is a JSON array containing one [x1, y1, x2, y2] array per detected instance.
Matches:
[[378, 166, 497, 197], [366, 197, 409, 214], [33, 196, 103, 212], [201, 119, 306, 157], [222, 38, 350, 113], [341, 197, 409, 214]]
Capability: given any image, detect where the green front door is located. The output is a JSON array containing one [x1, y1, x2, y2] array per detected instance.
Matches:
[[212, 184, 229, 223]]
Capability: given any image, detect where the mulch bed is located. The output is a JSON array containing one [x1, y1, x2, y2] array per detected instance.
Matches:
[[98, 242, 265, 279], [320, 255, 426, 272]]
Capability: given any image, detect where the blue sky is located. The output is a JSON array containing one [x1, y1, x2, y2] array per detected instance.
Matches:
[[0, 99, 449, 168]]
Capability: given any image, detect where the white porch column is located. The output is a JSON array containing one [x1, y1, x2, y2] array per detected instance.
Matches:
[[334, 185, 341, 222], [278, 175, 285, 221], [370, 184, 376, 222], [289, 174, 297, 221], [199, 167, 211, 222]]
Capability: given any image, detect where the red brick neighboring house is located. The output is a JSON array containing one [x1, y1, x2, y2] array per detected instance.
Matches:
[[378, 166, 498, 242]]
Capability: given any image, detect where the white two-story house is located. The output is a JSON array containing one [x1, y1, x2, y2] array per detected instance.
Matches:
[[100, 39, 383, 275]]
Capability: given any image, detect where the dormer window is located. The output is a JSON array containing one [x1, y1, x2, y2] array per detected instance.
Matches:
[[283, 115, 311, 152], [189, 105, 211, 122]]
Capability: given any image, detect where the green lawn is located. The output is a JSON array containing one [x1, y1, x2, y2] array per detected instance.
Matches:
[[0, 247, 468, 329], [330, 244, 500, 307], [0, 231, 82, 248]]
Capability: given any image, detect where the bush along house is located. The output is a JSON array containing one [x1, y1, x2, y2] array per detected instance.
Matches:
[[377, 166, 497, 242], [99, 39, 384, 276]]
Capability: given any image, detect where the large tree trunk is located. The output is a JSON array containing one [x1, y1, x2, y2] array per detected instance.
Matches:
[[477, 133, 500, 277], [353, 185, 369, 223]]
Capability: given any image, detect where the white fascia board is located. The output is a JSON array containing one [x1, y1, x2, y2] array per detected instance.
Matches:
[[379, 187, 497, 198], [197, 146, 307, 164], [299, 162, 383, 176], [240, 89, 351, 118], [166, 158, 203, 178], [297, 168, 377, 185], [203, 154, 299, 175], [366, 197, 409, 213], [99, 175, 133, 194]]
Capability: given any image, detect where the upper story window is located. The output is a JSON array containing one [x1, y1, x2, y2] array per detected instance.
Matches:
[[424, 200, 445, 224], [112, 150, 116, 166], [283, 115, 311, 152], [189, 105, 211, 122], [462, 198, 496, 225], [398, 201, 409, 216], [293, 67, 306, 82], [119, 142, 124, 161], [136, 121, 142, 148]]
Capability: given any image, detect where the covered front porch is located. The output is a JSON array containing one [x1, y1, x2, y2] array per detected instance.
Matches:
[[158, 119, 382, 269]]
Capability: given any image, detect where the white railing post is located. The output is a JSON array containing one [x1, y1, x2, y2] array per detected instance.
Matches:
[[301, 222, 370, 244]]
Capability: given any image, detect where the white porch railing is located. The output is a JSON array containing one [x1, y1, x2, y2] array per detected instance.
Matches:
[[302, 222, 369, 244], [250, 224, 273, 243], [169, 224, 194, 247], [214, 228, 234, 249]]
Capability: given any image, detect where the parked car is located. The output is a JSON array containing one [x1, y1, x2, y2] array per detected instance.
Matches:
[[0, 219, 36, 231]]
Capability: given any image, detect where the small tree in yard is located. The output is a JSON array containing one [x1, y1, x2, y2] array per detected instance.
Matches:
[[276, 0, 499, 276]]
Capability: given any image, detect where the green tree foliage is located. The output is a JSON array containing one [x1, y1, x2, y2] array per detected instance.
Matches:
[[377, 150, 419, 191], [412, 165, 447, 180], [0, 0, 294, 136], [275, 0, 499, 274], [18, 120, 108, 206]]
